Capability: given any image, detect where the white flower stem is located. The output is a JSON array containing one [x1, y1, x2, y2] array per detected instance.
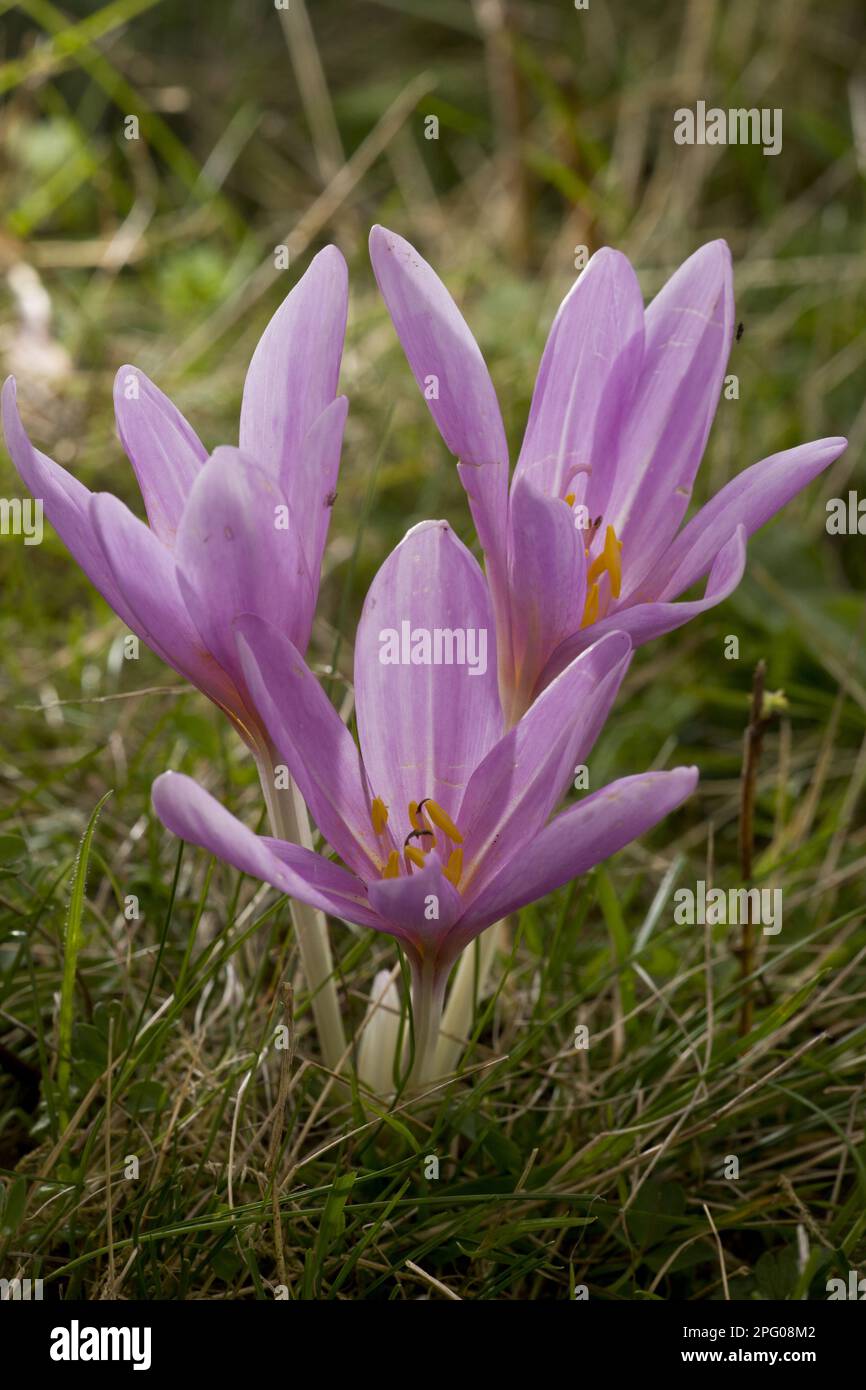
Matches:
[[255, 754, 347, 1073], [435, 922, 503, 1076], [408, 963, 448, 1090]]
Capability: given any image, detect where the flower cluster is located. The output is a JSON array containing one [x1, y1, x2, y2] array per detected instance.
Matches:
[[4, 233, 846, 1089]]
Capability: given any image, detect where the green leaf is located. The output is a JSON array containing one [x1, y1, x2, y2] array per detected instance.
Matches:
[[1, 1176, 28, 1236], [57, 790, 112, 1132], [754, 1248, 798, 1301], [627, 1181, 687, 1250], [0, 835, 27, 864]]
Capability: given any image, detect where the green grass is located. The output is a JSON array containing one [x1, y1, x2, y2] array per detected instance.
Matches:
[[1, 0, 865, 1300]]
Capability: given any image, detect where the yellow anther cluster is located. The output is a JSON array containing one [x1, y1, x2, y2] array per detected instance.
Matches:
[[374, 796, 464, 887]]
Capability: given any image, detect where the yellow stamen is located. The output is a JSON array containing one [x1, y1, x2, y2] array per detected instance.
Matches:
[[421, 798, 463, 845], [371, 796, 389, 835], [444, 847, 463, 887], [586, 524, 623, 599], [581, 581, 600, 628], [383, 849, 400, 879], [564, 492, 576, 508], [404, 845, 426, 870]]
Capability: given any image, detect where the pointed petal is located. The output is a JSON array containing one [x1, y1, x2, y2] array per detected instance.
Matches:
[[540, 527, 746, 685], [459, 767, 698, 935], [506, 475, 587, 714], [290, 395, 348, 585], [514, 247, 644, 513], [369, 225, 508, 469], [152, 772, 381, 928], [113, 365, 207, 546], [354, 520, 502, 841], [367, 855, 462, 957], [89, 492, 241, 709], [239, 245, 348, 491], [457, 631, 632, 903], [236, 614, 385, 879], [654, 438, 848, 600], [607, 241, 734, 593], [175, 447, 314, 689], [2, 377, 132, 619], [369, 226, 509, 606]]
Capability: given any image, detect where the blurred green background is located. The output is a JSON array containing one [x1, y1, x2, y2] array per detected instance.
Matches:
[[1, 0, 865, 1301]]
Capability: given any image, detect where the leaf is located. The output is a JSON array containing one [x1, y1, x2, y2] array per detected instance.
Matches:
[[125, 1080, 167, 1116], [57, 791, 112, 1132], [1, 1176, 28, 1236], [0, 835, 27, 864], [754, 1248, 798, 1301], [627, 1181, 687, 1250], [305, 1171, 356, 1297]]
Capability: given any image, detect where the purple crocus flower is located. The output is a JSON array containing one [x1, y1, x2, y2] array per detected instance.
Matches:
[[2, 246, 349, 755], [369, 227, 847, 724], [152, 520, 697, 1083]]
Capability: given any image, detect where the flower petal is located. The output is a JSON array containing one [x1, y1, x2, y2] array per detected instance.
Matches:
[[235, 613, 385, 879], [457, 630, 632, 904], [239, 245, 348, 490], [152, 771, 382, 929], [607, 241, 734, 595], [354, 519, 502, 841], [505, 474, 587, 717], [457, 767, 698, 936], [369, 225, 508, 469], [367, 854, 462, 960], [113, 365, 207, 546], [175, 447, 314, 689], [3, 377, 132, 620], [514, 247, 644, 516], [290, 395, 348, 586], [541, 526, 746, 686], [369, 226, 509, 614], [89, 491, 243, 711], [653, 437, 848, 600]]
